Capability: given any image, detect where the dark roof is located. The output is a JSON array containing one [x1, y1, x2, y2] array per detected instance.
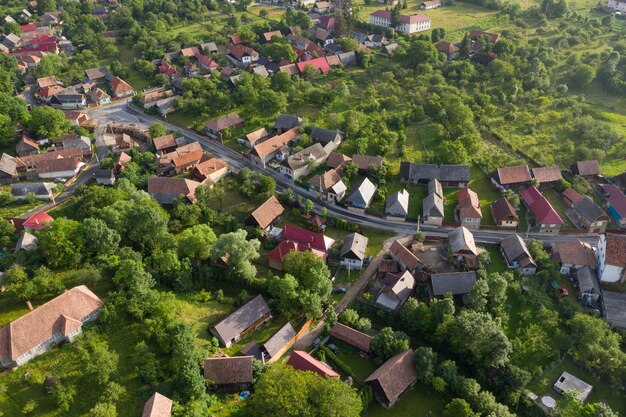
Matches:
[[365, 350, 416, 405], [346, 178, 377, 207], [352, 154, 383, 171], [273, 114, 302, 130], [11, 182, 53, 197], [203, 356, 254, 385], [603, 291, 626, 329], [576, 266, 600, 295], [573, 160, 600, 176], [330, 323, 372, 352], [400, 162, 469, 182], [205, 113, 244, 132], [496, 165, 531, 185], [491, 197, 518, 222], [211, 295, 270, 343], [572, 197, 607, 223], [430, 271, 477, 296], [500, 235, 535, 268], [340, 232, 368, 260], [439, 164, 471, 182], [310, 127, 341, 144], [263, 322, 296, 358]]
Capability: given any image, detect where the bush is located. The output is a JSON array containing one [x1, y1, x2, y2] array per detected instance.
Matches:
[[319, 346, 356, 380]]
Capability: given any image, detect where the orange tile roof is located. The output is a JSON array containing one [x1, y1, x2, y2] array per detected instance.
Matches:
[[252, 128, 299, 159]]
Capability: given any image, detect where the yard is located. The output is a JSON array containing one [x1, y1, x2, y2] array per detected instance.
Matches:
[[363, 382, 445, 417], [542, 188, 576, 229], [482, 244, 507, 273], [469, 164, 501, 226], [172, 293, 234, 351]]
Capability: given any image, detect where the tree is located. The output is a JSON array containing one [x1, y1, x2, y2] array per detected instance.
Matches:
[[77, 333, 119, 385], [50, 383, 76, 413], [571, 64, 596, 87], [38, 218, 84, 269], [0, 218, 15, 247], [149, 123, 167, 138], [283, 251, 332, 312], [113, 260, 159, 319], [414, 346, 437, 382], [370, 327, 410, 364], [125, 203, 172, 253], [460, 33, 471, 58], [268, 274, 300, 314], [169, 322, 207, 401], [0, 113, 14, 145], [2, 264, 37, 301], [262, 42, 297, 63], [436, 140, 470, 165], [83, 217, 121, 257], [25, 106, 72, 138], [568, 313, 625, 376], [88, 402, 117, 417], [431, 28, 446, 43], [444, 398, 477, 417], [178, 224, 217, 261], [339, 38, 359, 52], [210, 230, 260, 282], [258, 90, 287, 118], [250, 364, 362, 417]]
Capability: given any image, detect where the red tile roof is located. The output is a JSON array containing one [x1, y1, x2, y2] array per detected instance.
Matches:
[[142, 392, 173, 417], [520, 186, 564, 225], [282, 224, 334, 252], [268, 240, 327, 264], [605, 234, 626, 267], [532, 166, 563, 183], [110, 76, 133, 94], [496, 165, 531, 185], [562, 188, 583, 205], [330, 323, 372, 352], [490, 197, 518, 222], [457, 188, 482, 219], [247, 195, 285, 229], [389, 240, 422, 270], [573, 160, 599, 176], [296, 57, 330, 74], [287, 350, 339, 377]]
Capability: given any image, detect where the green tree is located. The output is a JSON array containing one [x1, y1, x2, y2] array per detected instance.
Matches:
[[169, 322, 207, 401], [77, 333, 119, 385], [414, 346, 437, 382], [25, 106, 72, 138], [210, 230, 260, 282], [0, 218, 15, 247], [262, 42, 298, 63], [283, 250, 332, 313], [258, 90, 288, 118], [2, 264, 36, 301], [570, 64, 596, 87], [149, 123, 167, 138], [436, 140, 470, 165], [83, 217, 121, 257], [50, 383, 76, 413], [38, 218, 84, 269], [370, 327, 410, 364], [178, 224, 217, 261], [444, 398, 477, 417], [113, 260, 159, 319], [88, 402, 117, 417]]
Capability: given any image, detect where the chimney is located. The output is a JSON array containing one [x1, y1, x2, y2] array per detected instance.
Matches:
[[26, 300, 33, 311]]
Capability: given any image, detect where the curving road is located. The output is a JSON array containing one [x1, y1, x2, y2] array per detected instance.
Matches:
[[88, 101, 600, 246]]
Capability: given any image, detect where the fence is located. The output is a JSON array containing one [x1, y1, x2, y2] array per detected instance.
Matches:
[[266, 316, 315, 364]]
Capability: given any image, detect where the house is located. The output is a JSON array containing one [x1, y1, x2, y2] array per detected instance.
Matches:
[[281, 224, 335, 252], [430, 271, 477, 304], [89, 86, 110, 106], [577, 266, 601, 304], [448, 226, 479, 268], [338, 51, 357, 65], [599, 184, 626, 226], [15, 135, 40, 156], [147, 177, 202, 205], [252, 128, 301, 168], [314, 1, 331, 12], [157, 142, 204, 175], [155, 96, 177, 116], [227, 44, 259, 66], [57, 134, 92, 158], [571, 160, 600, 178], [245, 195, 285, 232], [369, 11, 431, 34], [268, 240, 327, 270], [457, 188, 482, 229], [340, 232, 368, 270], [94, 169, 116, 185], [532, 166, 563, 185], [352, 155, 383, 173], [383, 43, 399, 55], [315, 28, 334, 46], [273, 114, 303, 132], [241, 127, 270, 148], [110, 76, 134, 98], [20, 211, 53, 231], [326, 152, 352, 172], [602, 291, 626, 329], [568, 197, 608, 233], [280, 143, 328, 180], [562, 187, 583, 206], [192, 157, 228, 185], [420, 0, 441, 8], [287, 350, 339, 378], [310, 127, 342, 149], [0, 154, 18, 184], [262, 322, 297, 362], [116, 152, 131, 173], [262, 30, 282, 43], [142, 393, 173, 417], [11, 182, 54, 200], [205, 113, 244, 139], [492, 165, 531, 188], [84, 66, 110, 84], [365, 350, 417, 408], [318, 15, 336, 31], [389, 240, 422, 272], [364, 34, 387, 48], [210, 295, 271, 347], [1, 33, 21, 50], [203, 356, 254, 392], [37, 75, 60, 89], [297, 57, 330, 75], [608, 0, 626, 11], [308, 169, 347, 202], [15, 232, 38, 252], [491, 197, 519, 228], [330, 323, 372, 353], [423, 192, 444, 226], [399, 162, 470, 187], [50, 87, 86, 109], [153, 134, 178, 155], [35, 84, 64, 102], [385, 189, 409, 221], [500, 235, 537, 275], [346, 177, 377, 210], [553, 372, 593, 402], [64, 111, 89, 127], [520, 186, 564, 234], [376, 270, 415, 310], [596, 233, 626, 283], [36, 157, 82, 179], [0, 286, 103, 368]]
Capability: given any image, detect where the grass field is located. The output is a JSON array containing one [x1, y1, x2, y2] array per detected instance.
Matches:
[[329, 340, 377, 382], [363, 382, 445, 417], [469, 165, 501, 226], [483, 244, 507, 273], [542, 188, 575, 229], [172, 293, 234, 350]]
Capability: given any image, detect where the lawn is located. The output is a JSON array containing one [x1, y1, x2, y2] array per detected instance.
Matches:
[[223, 317, 289, 356], [172, 293, 234, 351], [100, 44, 153, 91], [442, 188, 458, 222], [0, 194, 47, 219], [542, 188, 575, 229], [469, 164, 501, 226], [527, 356, 626, 416], [363, 382, 446, 417], [326, 340, 377, 382], [482, 244, 507, 273]]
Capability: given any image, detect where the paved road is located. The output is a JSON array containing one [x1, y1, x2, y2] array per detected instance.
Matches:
[[87, 101, 601, 246]]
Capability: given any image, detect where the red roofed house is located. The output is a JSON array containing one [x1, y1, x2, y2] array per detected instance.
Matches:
[[158, 62, 177, 77], [597, 233, 626, 283], [456, 188, 482, 230], [365, 350, 417, 408], [20, 22, 37, 32], [109, 76, 134, 98], [492, 165, 531, 188], [532, 165, 563, 185], [389, 240, 422, 273], [191, 157, 228, 185], [562, 187, 583, 206], [281, 224, 335, 253], [227, 44, 259, 66], [296, 57, 330, 74], [599, 183, 626, 226], [22, 211, 53, 231], [520, 186, 564, 234], [15, 135, 40, 156], [287, 350, 339, 378], [245, 195, 285, 233], [142, 392, 173, 417], [268, 240, 327, 270], [0, 285, 103, 368]]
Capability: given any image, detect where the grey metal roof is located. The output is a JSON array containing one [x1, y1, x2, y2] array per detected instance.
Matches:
[[273, 114, 302, 130], [282, 143, 327, 170], [448, 226, 477, 254], [400, 162, 470, 182], [94, 169, 115, 179], [11, 182, 54, 197], [385, 189, 409, 216], [500, 234, 533, 265], [423, 192, 443, 217], [428, 179, 442, 197], [0, 154, 17, 176], [338, 51, 357, 65], [576, 266, 600, 295], [346, 177, 377, 207], [212, 295, 271, 343], [310, 127, 341, 144], [603, 291, 626, 329], [431, 271, 477, 296], [15, 232, 38, 252], [263, 322, 296, 358], [340, 232, 368, 260], [572, 196, 606, 223], [439, 164, 471, 182]]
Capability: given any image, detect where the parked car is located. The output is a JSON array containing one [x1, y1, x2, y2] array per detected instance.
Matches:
[[332, 286, 347, 294], [364, 256, 372, 266], [54, 178, 67, 183], [327, 343, 339, 354], [312, 337, 322, 348]]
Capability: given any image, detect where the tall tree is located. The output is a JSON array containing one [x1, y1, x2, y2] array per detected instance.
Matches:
[[25, 106, 72, 138], [210, 230, 260, 282]]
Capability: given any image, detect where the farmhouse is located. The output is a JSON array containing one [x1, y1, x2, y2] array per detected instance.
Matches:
[[500, 235, 537, 275], [569, 197, 608, 232], [552, 240, 597, 274], [147, 177, 202, 205], [250, 128, 300, 168], [203, 356, 254, 392], [448, 226, 479, 268], [340, 232, 369, 270], [457, 188, 482, 229], [330, 323, 372, 353], [308, 169, 347, 202], [280, 143, 328, 180], [346, 177, 377, 210], [210, 295, 271, 347], [385, 189, 409, 221], [142, 393, 173, 417], [352, 154, 383, 173], [287, 350, 339, 377], [389, 240, 422, 272], [192, 157, 228, 185], [36, 157, 82, 179], [491, 197, 519, 228], [205, 113, 244, 139], [365, 350, 417, 408], [520, 186, 564, 234], [11, 182, 54, 200], [596, 233, 626, 283], [153, 134, 178, 155], [376, 270, 415, 311], [268, 240, 327, 270], [245, 195, 285, 232], [430, 271, 477, 303], [0, 286, 103, 368], [310, 127, 342, 148], [109, 76, 134, 98], [531, 165, 563, 185]]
